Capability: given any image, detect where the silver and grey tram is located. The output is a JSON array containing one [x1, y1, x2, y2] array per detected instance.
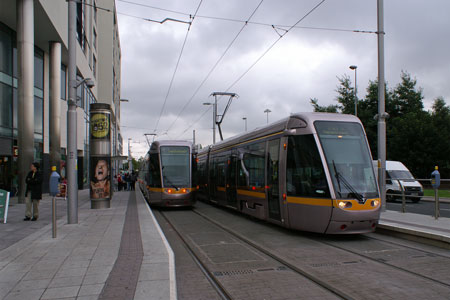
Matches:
[[196, 112, 380, 234], [139, 140, 196, 207]]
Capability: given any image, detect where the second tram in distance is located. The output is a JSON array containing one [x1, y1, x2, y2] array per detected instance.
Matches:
[[196, 112, 380, 234], [139, 140, 196, 207]]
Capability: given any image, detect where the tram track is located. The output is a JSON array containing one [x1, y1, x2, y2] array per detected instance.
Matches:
[[315, 237, 450, 289], [189, 202, 450, 299], [158, 208, 353, 300], [157, 210, 232, 300]]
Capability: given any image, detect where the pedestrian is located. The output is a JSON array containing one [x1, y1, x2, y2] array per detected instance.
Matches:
[[24, 162, 43, 221], [117, 174, 122, 191]]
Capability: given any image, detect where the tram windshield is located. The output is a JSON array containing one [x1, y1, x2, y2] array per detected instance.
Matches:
[[315, 121, 379, 200], [160, 146, 190, 188]]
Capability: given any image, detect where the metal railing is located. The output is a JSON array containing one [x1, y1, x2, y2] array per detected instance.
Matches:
[[384, 178, 450, 219]]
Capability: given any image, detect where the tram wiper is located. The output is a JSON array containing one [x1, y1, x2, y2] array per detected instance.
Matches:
[[163, 175, 179, 190], [332, 161, 365, 203]]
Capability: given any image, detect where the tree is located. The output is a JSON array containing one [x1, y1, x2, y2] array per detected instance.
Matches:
[[429, 97, 450, 177], [312, 71, 448, 178], [310, 98, 338, 113]]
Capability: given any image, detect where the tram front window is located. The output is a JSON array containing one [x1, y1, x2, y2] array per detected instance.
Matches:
[[315, 121, 378, 200], [160, 146, 190, 188]]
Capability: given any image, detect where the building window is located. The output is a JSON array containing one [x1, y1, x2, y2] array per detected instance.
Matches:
[[76, 0, 87, 53], [0, 83, 12, 137], [0, 26, 13, 137], [93, 55, 96, 78], [76, 75, 83, 108], [94, 1, 97, 24], [34, 96, 43, 135], [61, 65, 66, 100], [93, 29, 97, 50], [34, 49, 44, 138], [34, 50, 44, 90]]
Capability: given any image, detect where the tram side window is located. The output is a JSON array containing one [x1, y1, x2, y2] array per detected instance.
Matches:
[[149, 153, 161, 188], [197, 157, 207, 187], [216, 158, 226, 187], [286, 135, 330, 198], [242, 142, 265, 189]]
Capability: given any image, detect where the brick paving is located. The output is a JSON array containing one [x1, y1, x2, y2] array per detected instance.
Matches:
[[99, 191, 144, 299]]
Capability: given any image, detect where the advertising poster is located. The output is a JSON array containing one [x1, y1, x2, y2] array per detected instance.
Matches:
[[90, 157, 111, 200], [90, 112, 110, 140]]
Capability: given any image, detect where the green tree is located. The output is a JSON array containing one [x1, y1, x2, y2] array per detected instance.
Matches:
[[310, 98, 338, 112], [429, 97, 450, 177]]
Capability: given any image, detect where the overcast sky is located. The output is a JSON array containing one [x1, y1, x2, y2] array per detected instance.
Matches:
[[114, 0, 450, 158]]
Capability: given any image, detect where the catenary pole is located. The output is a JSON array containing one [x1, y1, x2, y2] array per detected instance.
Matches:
[[377, 0, 387, 211], [67, 0, 78, 223]]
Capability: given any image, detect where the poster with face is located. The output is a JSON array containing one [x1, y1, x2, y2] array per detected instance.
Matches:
[[90, 157, 111, 200]]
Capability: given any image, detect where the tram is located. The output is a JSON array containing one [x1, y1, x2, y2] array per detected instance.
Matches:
[[139, 140, 196, 207], [196, 113, 380, 234]]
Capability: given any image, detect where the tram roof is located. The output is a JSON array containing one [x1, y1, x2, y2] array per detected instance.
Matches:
[[199, 112, 360, 154], [149, 140, 193, 151]]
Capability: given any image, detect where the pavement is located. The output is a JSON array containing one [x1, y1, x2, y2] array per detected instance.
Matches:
[[0, 189, 175, 300], [0, 189, 449, 300]]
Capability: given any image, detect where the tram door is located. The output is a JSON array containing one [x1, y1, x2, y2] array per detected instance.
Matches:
[[226, 154, 238, 208], [267, 139, 281, 221]]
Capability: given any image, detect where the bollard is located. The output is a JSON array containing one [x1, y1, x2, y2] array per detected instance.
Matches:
[[49, 166, 61, 238], [400, 181, 406, 213], [52, 196, 57, 238], [434, 188, 439, 220]]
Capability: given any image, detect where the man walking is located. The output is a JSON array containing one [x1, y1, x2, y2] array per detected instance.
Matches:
[[24, 162, 43, 221]]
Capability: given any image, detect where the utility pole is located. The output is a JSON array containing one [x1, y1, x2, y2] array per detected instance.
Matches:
[[128, 138, 132, 172], [67, 0, 78, 223], [377, 0, 387, 211]]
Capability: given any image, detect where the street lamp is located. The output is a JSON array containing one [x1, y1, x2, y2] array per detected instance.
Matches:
[[203, 102, 217, 144], [128, 138, 132, 172], [242, 117, 247, 131], [67, 73, 95, 224], [349, 65, 357, 116], [264, 109, 271, 124]]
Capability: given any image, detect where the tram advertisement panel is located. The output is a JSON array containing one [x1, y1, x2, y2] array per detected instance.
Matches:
[[90, 156, 111, 200], [90, 112, 110, 140]]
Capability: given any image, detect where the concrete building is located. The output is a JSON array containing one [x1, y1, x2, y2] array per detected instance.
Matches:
[[0, 0, 122, 197]]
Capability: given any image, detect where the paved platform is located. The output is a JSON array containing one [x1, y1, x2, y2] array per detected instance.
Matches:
[[0, 189, 175, 300], [379, 209, 450, 245], [1, 189, 449, 300]]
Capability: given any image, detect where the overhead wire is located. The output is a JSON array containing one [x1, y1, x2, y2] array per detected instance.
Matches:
[[116, 0, 376, 34], [165, 0, 265, 134], [176, 0, 327, 138], [152, 0, 204, 133]]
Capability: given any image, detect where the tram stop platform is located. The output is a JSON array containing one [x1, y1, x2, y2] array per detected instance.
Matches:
[[1, 190, 449, 300], [0, 189, 175, 300], [379, 207, 450, 247]]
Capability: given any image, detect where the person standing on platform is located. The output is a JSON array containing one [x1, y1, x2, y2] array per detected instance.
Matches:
[[24, 162, 43, 221]]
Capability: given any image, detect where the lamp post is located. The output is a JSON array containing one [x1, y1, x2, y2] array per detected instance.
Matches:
[[116, 99, 129, 178], [203, 101, 217, 144], [264, 109, 271, 124], [242, 117, 247, 131], [128, 138, 132, 173], [349, 65, 357, 116]]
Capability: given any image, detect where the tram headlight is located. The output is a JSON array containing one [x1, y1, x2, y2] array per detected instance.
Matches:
[[371, 199, 380, 207], [338, 201, 352, 209]]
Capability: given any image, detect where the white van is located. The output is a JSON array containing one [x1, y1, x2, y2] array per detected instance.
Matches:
[[373, 160, 423, 203]]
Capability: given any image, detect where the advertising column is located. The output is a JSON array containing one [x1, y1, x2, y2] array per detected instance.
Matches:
[[90, 103, 112, 209]]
